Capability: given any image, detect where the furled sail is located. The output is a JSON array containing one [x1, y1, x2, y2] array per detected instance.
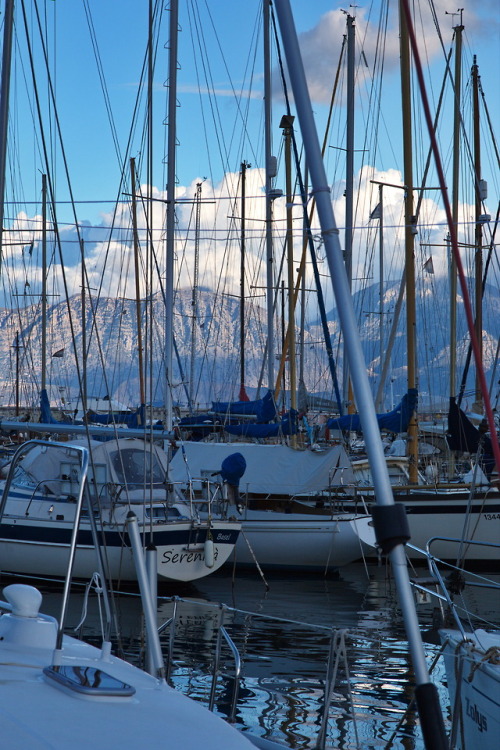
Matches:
[[224, 410, 298, 437], [211, 390, 277, 423], [40, 389, 73, 424], [326, 389, 418, 434]]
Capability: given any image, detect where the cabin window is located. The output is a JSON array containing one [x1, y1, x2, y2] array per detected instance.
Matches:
[[109, 448, 165, 486]]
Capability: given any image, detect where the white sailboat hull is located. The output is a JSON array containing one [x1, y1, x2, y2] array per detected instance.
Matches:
[[0, 584, 256, 750], [0, 493, 239, 583], [230, 509, 375, 570], [440, 628, 500, 749], [391, 488, 500, 561], [0, 438, 241, 583]]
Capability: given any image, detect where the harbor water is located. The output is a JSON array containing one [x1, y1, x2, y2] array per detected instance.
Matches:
[[8, 560, 500, 749]]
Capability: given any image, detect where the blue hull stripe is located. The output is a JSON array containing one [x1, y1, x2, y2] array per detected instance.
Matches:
[[0, 523, 239, 548]]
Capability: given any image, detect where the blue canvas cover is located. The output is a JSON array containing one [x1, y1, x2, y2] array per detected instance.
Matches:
[[327, 389, 418, 434], [224, 409, 299, 438], [220, 452, 247, 486], [40, 389, 73, 424], [211, 390, 277, 422], [86, 404, 145, 428]]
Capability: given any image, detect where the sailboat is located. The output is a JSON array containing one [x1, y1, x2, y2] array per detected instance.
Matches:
[[0, 581, 262, 750], [0, 436, 240, 583], [169, 439, 375, 571], [302, 4, 499, 564], [321, 391, 500, 562], [409, 537, 500, 749], [387, 4, 500, 742], [0, 0, 247, 587], [440, 623, 500, 749], [0, 436, 283, 750]]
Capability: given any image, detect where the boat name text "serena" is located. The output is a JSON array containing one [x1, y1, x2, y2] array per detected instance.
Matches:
[[465, 698, 487, 732], [162, 548, 219, 565]]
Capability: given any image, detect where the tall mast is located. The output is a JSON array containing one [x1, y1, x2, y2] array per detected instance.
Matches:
[[342, 13, 355, 411], [239, 161, 250, 401], [0, 0, 14, 268], [472, 55, 483, 413], [130, 158, 146, 406], [344, 13, 355, 285], [298, 164, 307, 406], [399, 0, 418, 484], [41, 174, 48, 393], [147, 0, 154, 418], [263, 0, 275, 391], [80, 241, 88, 415], [281, 114, 296, 436], [377, 184, 384, 407], [190, 181, 202, 409], [13, 331, 20, 416], [165, 0, 179, 430], [449, 19, 463, 401]]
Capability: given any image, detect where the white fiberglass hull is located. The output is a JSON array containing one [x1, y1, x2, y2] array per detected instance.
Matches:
[[0, 584, 256, 750], [440, 628, 500, 749], [390, 488, 500, 561], [0, 494, 239, 583], [229, 509, 375, 570]]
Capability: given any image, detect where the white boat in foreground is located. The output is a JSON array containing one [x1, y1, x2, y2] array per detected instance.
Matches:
[[0, 583, 260, 750], [410, 539, 500, 749], [441, 627, 500, 749], [0, 439, 283, 749], [0, 439, 240, 583]]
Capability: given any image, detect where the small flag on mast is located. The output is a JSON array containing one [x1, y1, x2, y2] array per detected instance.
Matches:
[[369, 203, 381, 220], [52, 348, 65, 358], [423, 257, 434, 274]]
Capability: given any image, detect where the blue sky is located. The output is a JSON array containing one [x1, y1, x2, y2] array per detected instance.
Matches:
[[3, 0, 499, 309]]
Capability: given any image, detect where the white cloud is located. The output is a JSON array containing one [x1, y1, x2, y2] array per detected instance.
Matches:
[[289, 2, 497, 106], [1, 158, 490, 318]]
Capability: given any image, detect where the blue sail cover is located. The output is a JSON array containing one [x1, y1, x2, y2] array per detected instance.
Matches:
[[211, 390, 277, 422], [224, 409, 299, 438], [327, 389, 418, 434], [40, 389, 73, 424], [87, 404, 145, 428]]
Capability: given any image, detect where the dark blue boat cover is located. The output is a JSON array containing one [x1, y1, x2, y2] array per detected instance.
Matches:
[[86, 404, 145, 428], [211, 390, 277, 422], [326, 389, 418, 434], [40, 389, 73, 424], [224, 409, 299, 437], [220, 452, 247, 486], [447, 396, 496, 478]]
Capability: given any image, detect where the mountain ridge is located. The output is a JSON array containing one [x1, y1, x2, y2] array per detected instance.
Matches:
[[0, 277, 497, 413]]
